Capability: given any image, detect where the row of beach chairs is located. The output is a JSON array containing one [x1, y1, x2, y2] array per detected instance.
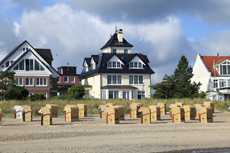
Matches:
[[0, 101, 217, 126]]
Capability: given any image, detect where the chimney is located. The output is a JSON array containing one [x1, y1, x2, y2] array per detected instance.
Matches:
[[117, 29, 123, 43]]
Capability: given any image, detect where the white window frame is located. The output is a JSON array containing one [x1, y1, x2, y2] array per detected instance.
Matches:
[[112, 49, 117, 53], [15, 78, 23, 86], [138, 91, 145, 99], [71, 77, 75, 83], [107, 75, 122, 85], [129, 75, 144, 85], [25, 78, 33, 86], [64, 77, 68, 83], [36, 78, 47, 86], [107, 61, 121, 69], [213, 79, 218, 88], [129, 62, 143, 69], [123, 91, 130, 99], [108, 91, 119, 99]]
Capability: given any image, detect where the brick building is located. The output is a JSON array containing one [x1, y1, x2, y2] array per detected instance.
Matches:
[[57, 66, 81, 95]]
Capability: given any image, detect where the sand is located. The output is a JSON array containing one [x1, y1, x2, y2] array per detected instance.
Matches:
[[0, 111, 230, 153]]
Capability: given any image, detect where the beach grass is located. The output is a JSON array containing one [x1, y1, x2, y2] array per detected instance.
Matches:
[[0, 97, 229, 118]]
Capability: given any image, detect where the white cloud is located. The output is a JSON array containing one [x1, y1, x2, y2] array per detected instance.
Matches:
[[13, 3, 197, 85], [199, 30, 230, 56]]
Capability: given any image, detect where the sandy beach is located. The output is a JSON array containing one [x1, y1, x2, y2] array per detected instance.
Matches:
[[0, 112, 230, 153]]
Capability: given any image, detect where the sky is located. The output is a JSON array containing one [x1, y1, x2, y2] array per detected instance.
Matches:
[[1, 0, 230, 85]]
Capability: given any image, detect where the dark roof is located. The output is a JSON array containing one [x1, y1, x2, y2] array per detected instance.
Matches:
[[101, 33, 133, 50], [83, 58, 91, 66], [7, 50, 53, 74], [0, 40, 27, 65], [79, 53, 155, 79], [101, 85, 137, 89], [35, 49, 53, 61], [92, 55, 99, 63]]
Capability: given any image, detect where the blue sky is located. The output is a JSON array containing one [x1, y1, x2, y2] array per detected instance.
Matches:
[[1, 0, 230, 84]]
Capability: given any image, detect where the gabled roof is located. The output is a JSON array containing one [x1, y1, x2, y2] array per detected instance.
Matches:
[[83, 58, 91, 66], [6, 50, 53, 74], [35, 49, 53, 61], [0, 40, 27, 65], [92, 55, 99, 63], [101, 33, 133, 50], [202, 56, 230, 76], [79, 53, 154, 79]]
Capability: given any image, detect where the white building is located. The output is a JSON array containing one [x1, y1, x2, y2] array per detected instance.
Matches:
[[79, 29, 155, 99], [191, 54, 230, 101]]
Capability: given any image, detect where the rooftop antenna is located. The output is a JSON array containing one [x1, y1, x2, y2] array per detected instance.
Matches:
[[115, 25, 117, 32], [67, 62, 69, 71]]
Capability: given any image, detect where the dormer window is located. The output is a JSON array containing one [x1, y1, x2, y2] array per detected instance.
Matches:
[[124, 49, 128, 54], [107, 61, 121, 68], [5, 61, 9, 67], [85, 66, 89, 72], [112, 49, 117, 53], [219, 61, 230, 75], [129, 62, 143, 69]]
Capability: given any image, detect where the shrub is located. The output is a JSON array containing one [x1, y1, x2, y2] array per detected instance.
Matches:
[[29, 93, 46, 101], [67, 85, 85, 99], [5, 86, 29, 100]]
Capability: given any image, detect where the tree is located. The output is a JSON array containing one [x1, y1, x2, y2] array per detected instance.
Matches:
[[67, 85, 85, 99], [5, 86, 29, 100], [0, 70, 16, 100], [150, 55, 201, 98]]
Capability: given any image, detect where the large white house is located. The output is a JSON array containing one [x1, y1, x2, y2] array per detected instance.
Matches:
[[191, 54, 230, 101], [0, 40, 59, 99], [78, 29, 155, 99]]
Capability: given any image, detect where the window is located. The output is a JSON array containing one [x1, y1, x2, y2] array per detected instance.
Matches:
[[124, 49, 128, 54], [71, 77, 75, 83], [108, 62, 111, 68], [102, 91, 106, 99], [138, 91, 145, 99], [219, 79, 226, 88], [134, 75, 138, 84], [15, 78, 23, 86], [109, 91, 119, 99], [129, 62, 143, 69], [50, 77, 53, 88], [57, 77, 60, 83], [19, 59, 24, 70], [220, 61, 230, 75], [123, 91, 129, 99], [36, 78, 47, 86], [213, 79, 218, 88], [6, 61, 9, 67], [26, 59, 29, 71], [64, 77, 68, 83], [112, 49, 117, 53], [107, 61, 121, 68], [29, 59, 33, 70], [85, 66, 89, 72], [113, 61, 116, 67], [26, 78, 33, 86], [130, 62, 133, 68], [107, 75, 122, 84], [107, 75, 111, 84], [129, 75, 144, 84], [85, 90, 90, 98]]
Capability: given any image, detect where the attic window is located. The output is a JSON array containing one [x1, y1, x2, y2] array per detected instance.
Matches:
[[107, 61, 121, 68], [129, 62, 143, 69], [5, 61, 9, 67], [124, 49, 128, 54], [112, 49, 117, 53], [220, 61, 230, 75]]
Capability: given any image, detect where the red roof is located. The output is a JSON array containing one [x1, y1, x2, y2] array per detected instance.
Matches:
[[202, 56, 230, 76]]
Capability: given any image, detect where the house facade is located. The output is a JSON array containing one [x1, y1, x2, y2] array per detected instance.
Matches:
[[57, 66, 81, 95], [0, 40, 59, 99], [191, 54, 230, 101], [79, 29, 154, 99]]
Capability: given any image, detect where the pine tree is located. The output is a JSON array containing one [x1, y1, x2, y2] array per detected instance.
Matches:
[[150, 55, 201, 98]]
